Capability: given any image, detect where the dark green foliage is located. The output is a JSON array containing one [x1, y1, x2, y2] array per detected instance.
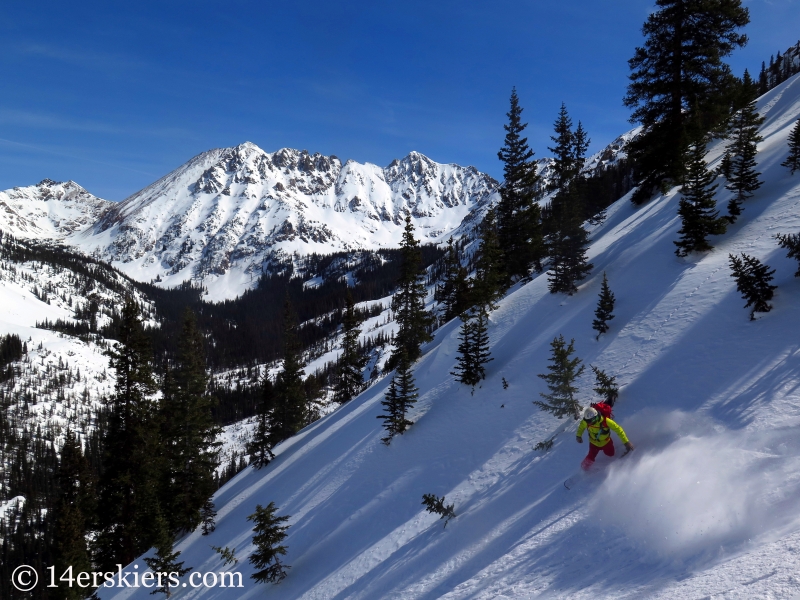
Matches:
[[729, 253, 777, 319], [591, 365, 619, 406], [143, 517, 191, 598], [248, 378, 276, 468], [546, 104, 594, 294], [200, 499, 217, 535], [51, 431, 94, 600], [472, 208, 505, 311], [435, 237, 471, 322], [624, 0, 750, 203], [535, 335, 585, 420], [548, 103, 577, 194], [269, 296, 309, 444], [95, 298, 162, 571], [592, 272, 616, 339], [496, 88, 546, 281], [783, 118, 800, 174], [159, 309, 221, 535], [776, 233, 800, 277], [724, 99, 764, 221], [211, 545, 239, 566], [387, 215, 434, 371], [674, 141, 728, 256], [377, 350, 418, 445], [334, 290, 367, 403], [248, 502, 290, 584], [422, 493, 456, 528], [451, 307, 492, 388], [0, 333, 24, 383]]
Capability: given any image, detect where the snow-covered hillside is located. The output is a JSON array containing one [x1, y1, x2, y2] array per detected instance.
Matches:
[[100, 73, 800, 599], [0, 237, 155, 448]]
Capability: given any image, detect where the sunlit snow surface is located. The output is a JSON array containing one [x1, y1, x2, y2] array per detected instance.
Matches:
[[92, 74, 800, 599]]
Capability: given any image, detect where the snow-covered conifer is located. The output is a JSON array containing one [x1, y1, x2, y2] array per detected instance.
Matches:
[[247, 502, 290, 584], [591, 365, 619, 406], [435, 237, 470, 322], [776, 232, 800, 277], [334, 290, 366, 403], [783, 118, 800, 174], [724, 100, 764, 222], [674, 141, 728, 256], [377, 350, 418, 444], [729, 253, 777, 319], [422, 493, 456, 528], [535, 335, 585, 420], [248, 377, 275, 469], [144, 516, 191, 597], [592, 272, 615, 339], [496, 88, 545, 280], [387, 215, 434, 371]]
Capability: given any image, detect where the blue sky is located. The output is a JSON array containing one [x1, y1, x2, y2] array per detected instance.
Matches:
[[0, 0, 798, 200]]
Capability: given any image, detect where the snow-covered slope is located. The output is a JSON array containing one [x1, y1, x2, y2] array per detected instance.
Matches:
[[0, 179, 112, 239], [0, 237, 155, 449], [100, 73, 800, 599], [68, 146, 498, 300]]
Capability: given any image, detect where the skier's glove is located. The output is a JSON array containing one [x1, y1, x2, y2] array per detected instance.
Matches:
[[576, 436, 583, 444], [624, 442, 634, 451]]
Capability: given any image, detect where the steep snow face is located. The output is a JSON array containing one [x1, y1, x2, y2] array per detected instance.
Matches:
[[70, 144, 498, 299], [100, 73, 800, 599], [0, 179, 111, 239]]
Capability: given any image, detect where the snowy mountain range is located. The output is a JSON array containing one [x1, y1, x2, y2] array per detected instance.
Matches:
[[92, 71, 800, 599], [0, 146, 500, 300], [0, 134, 635, 300]]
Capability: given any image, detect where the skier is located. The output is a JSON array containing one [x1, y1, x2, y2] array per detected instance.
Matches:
[[576, 405, 634, 470]]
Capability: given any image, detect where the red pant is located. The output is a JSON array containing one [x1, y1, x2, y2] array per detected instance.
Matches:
[[581, 439, 615, 470]]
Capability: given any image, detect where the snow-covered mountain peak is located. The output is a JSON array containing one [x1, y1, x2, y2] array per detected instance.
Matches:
[[0, 178, 112, 239]]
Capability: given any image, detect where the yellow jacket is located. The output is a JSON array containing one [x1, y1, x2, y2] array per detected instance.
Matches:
[[577, 417, 629, 447]]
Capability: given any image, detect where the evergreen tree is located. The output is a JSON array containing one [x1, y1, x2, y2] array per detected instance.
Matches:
[[95, 298, 162, 571], [496, 88, 546, 281], [377, 350, 418, 444], [200, 499, 217, 535], [534, 335, 585, 420], [247, 377, 276, 468], [674, 141, 728, 256], [143, 516, 191, 598], [783, 118, 800, 174], [387, 215, 434, 370], [548, 103, 576, 194], [421, 493, 457, 528], [591, 365, 619, 406], [592, 272, 616, 339], [435, 237, 471, 321], [729, 253, 777, 319], [334, 290, 367, 403], [269, 296, 308, 443], [776, 232, 800, 277], [52, 431, 93, 600], [248, 502, 290, 584], [724, 99, 764, 221], [159, 308, 221, 535], [546, 104, 594, 295], [624, 0, 750, 203], [471, 208, 505, 311], [451, 306, 492, 388]]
